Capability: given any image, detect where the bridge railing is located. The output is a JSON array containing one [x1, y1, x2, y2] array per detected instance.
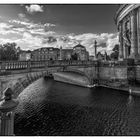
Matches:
[[0, 60, 135, 72], [0, 60, 94, 73]]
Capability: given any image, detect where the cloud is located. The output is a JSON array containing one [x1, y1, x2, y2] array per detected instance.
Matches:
[[25, 5, 43, 14], [18, 13, 26, 19], [44, 23, 56, 27], [0, 22, 13, 29], [8, 18, 56, 36], [0, 31, 118, 54], [0, 17, 118, 54], [0, 22, 19, 35], [70, 33, 119, 55], [18, 13, 29, 22]]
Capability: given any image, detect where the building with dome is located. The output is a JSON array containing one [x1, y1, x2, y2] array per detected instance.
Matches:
[[115, 4, 140, 60], [73, 44, 89, 60]]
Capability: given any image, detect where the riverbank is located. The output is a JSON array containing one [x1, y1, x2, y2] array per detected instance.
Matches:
[[53, 71, 140, 97]]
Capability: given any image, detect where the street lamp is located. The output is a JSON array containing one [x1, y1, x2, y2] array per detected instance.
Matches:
[[94, 40, 97, 60]]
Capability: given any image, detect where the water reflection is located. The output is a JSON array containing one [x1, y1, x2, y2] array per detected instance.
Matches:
[[14, 78, 140, 136]]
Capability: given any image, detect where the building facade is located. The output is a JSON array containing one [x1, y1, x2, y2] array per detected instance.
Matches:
[[59, 46, 73, 60], [89, 55, 94, 61], [115, 4, 140, 60], [31, 47, 60, 61], [19, 50, 31, 61], [73, 44, 89, 60], [31, 45, 89, 61]]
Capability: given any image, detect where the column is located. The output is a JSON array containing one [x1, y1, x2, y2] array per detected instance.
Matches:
[[137, 8, 140, 55], [118, 23, 124, 60], [0, 81, 2, 99], [130, 9, 138, 59], [94, 40, 97, 60], [123, 42, 127, 59], [59, 46, 62, 60], [122, 21, 127, 59]]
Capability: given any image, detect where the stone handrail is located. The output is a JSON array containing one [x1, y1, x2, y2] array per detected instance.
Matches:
[[0, 60, 95, 72], [0, 60, 135, 73]]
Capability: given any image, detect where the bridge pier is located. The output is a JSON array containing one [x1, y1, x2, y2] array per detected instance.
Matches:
[[0, 88, 19, 136]]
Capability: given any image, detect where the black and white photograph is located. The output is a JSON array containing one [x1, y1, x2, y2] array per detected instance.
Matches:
[[0, 2, 140, 136]]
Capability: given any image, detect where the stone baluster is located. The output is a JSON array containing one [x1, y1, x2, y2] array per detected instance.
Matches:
[[130, 9, 138, 59], [0, 88, 19, 136]]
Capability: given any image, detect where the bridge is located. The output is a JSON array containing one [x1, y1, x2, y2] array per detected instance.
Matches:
[[0, 60, 98, 99], [0, 59, 139, 99], [0, 60, 99, 135], [0, 59, 139, 136]]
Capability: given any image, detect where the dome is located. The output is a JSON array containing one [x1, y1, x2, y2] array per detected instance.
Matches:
[[73, 44, 86, 50]]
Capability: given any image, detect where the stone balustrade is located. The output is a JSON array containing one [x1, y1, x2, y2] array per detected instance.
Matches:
[[0, 60, 94, 72]]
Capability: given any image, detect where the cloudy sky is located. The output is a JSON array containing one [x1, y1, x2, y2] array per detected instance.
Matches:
[[0, 4, 119, 55]]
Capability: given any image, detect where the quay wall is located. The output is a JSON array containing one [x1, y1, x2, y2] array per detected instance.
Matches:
[[135, 66, 140, 82], [53, 61, 129, 89], [53, 72, 91, 87], [98, 66, 128, 88]]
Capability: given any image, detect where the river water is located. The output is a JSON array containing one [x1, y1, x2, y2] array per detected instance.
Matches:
[[14, 77, 140, 136]]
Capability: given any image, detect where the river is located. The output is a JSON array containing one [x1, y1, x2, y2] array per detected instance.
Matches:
[[14, 77, 140, 136]]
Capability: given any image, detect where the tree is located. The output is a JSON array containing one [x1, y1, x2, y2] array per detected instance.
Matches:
[[0, 42, 18, 61], [110, 44, 119, 60], [112, 44, 119, 52]]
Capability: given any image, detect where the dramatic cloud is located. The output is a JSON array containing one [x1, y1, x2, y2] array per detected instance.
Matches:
[[25, 5, 43, 14], [0, 16, 118, 55], [0, 22, 18, 35], [0, 31, 118, 53], [71, 33, 119, 55], [8, 18, 56, 36]]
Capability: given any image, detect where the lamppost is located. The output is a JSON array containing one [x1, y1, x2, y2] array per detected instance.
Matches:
[[94, 40, 97, 60], [0, 88, 19, 136], [59, 46, 63, 60]]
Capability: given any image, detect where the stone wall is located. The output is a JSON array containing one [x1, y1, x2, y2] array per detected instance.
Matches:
[[57, 60, 134, 88], [98, 66, 128, 88], [135, 66, 140, 82]]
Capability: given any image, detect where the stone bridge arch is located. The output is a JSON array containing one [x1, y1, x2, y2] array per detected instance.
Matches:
[[54, 66, 92, 87], [56, 66, 91, 80], [4, 71, 50, 99], [64, 67, 90, 80], [1, 69, 59, 99], [1, 65, 94, 99]]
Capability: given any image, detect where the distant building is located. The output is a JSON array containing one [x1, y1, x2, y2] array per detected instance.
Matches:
[[97, 52, 104, 60], [59, 46, 73, 60], [19, 50, 31, 61], [31, 47, 60, 61], [89, 55, 94, 61], [73, 44, 89, 60]]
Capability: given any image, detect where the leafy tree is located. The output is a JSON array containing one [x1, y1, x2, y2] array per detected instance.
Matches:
[[112, 44, 119, 52], [110, 44, 119, 60], [0, 42, 18, 61]]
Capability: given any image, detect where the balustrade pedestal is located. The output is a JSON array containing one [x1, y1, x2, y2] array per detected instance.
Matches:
[[0, 88, 19, 136]]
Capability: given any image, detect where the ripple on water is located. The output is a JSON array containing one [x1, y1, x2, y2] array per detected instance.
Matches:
[[14, 78, 140, 136]]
